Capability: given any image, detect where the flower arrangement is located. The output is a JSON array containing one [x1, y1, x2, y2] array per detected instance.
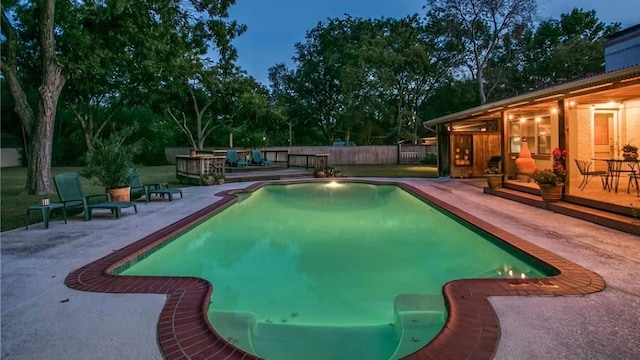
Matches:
[[552, 147, 567, 183], [622, 144, 638, 153], [532, 169, 561, 186], [484, 167, 501, 174]]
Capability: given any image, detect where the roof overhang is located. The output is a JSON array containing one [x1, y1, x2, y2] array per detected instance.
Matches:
[[423, 65, 640, 127]]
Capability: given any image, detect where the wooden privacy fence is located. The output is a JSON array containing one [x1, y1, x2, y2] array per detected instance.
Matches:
[[165, 144, 436, 166]]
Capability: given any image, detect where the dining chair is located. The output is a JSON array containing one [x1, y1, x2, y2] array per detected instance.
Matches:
[[574, 159, 607, 191]]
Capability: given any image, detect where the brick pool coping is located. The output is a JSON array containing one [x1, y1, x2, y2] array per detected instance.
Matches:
[[65, 180, 605, 360]]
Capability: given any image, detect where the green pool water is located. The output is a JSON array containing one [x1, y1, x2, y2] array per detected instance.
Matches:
[[120, 182, 554, 360]]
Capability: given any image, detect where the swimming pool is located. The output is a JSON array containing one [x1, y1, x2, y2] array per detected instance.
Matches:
[[117, 182, 555, 360], [66, 179, 604, 360]]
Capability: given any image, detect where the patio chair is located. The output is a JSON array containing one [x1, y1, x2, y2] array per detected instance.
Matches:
[[127, 168, 183, 202], [251, 149, 273, 166], [226, 149, 249, 167], [54, 173, 137, 220], [574, 159, 607, 191]]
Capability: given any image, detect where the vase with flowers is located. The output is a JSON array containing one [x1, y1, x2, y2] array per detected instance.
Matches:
[[532, 169, 563, 202]]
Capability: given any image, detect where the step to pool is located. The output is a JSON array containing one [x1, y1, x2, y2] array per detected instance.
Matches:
[[390, 294, 447, 359], [252, 321, 399, 360], [208, 294, 448, 360], [207, 310, 258, 354]]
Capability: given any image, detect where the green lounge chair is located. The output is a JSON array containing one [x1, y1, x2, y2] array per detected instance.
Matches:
[[127, 168, 183, 202], [54, 173, 137, 220], [251, 149, 273, 166], [227, 149, 249, 167]]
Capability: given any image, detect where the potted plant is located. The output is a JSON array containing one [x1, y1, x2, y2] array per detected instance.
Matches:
[[200, 173, 216, 185], [532, 169, 563, 202], [215, 173, 225, 185], [622, 144, 638, 159], [81, 133, 134, 202], [484, 167, 503, 189]]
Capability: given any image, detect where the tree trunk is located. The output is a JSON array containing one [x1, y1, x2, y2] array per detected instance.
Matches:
[[477, 69, 487, 104], [25, 0, 66, 194]]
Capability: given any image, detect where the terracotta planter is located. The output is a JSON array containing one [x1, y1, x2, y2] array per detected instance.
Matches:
[[485, 174, 503, 189], [314, 169, 326, 178], [538, 183, 563, 202], [107, 186, 131, 202]]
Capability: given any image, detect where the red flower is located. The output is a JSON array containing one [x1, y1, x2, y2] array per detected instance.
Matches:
[[552, 147, 567, 183]]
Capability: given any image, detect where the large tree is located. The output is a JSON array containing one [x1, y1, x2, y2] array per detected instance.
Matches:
[[520, 8, 620, 88], [1, 0, 242, 194], [2, 0, 66, 194], [424, 0, 537, 104]]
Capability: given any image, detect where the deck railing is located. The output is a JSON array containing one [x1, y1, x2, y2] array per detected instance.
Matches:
[[176, 155, 226, 184]]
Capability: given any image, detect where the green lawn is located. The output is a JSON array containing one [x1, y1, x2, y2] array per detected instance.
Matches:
[[337, 164, 439, 178], [1, 164, 438, 232]]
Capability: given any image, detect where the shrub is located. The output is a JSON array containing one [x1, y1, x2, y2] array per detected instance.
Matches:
[[421, 153, 437, 165]]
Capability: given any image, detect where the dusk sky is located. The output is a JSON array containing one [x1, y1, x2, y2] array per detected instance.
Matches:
[[227, 0, 640, 85]]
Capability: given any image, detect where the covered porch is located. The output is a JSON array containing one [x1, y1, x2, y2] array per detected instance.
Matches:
[[423, 65, 640, 229]]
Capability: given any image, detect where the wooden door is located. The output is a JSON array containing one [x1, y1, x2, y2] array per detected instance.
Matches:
[[593, 112, 614, 171]]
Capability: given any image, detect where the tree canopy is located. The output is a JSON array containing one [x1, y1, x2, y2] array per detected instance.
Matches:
[[1, 2, 621, 190]]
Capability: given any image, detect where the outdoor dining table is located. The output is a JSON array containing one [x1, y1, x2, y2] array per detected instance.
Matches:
[[591, 157, 639, 193]]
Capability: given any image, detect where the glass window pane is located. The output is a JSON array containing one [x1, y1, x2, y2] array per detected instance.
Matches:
[[537, 117, 551, 154], [509, 121, 521, 152]]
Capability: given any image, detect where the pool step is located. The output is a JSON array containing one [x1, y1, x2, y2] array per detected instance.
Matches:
[[251, 322, 399, 360], [390, 294, 447, 360], [208, 294, 447, 360], [207, 310, 258, 355]]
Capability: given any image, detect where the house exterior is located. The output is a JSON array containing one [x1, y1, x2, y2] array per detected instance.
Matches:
[[423, 24, 640, 223]]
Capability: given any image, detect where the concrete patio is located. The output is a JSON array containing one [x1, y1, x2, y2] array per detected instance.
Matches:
[[1, 178, 639, 360]]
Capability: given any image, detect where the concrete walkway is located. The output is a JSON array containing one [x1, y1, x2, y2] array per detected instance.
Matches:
[[1, 178, 639, 360]]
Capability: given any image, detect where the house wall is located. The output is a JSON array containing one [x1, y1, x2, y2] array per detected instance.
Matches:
[[449, 132, 501, 178], [622, 99, 640, 147]]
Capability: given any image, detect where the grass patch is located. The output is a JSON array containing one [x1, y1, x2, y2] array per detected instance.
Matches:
[[1, 166, 180, 232], [1, 164, 439, 232], [336, 164, 439, 178]]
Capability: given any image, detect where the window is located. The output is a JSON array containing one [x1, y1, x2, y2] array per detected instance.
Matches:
[[536, 117, 551, 154], [509, 116, 551, 155]]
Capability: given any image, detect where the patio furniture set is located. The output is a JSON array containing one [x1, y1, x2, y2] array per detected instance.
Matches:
[[25, 171, 183, 230], [577, 158, 639, 195]]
